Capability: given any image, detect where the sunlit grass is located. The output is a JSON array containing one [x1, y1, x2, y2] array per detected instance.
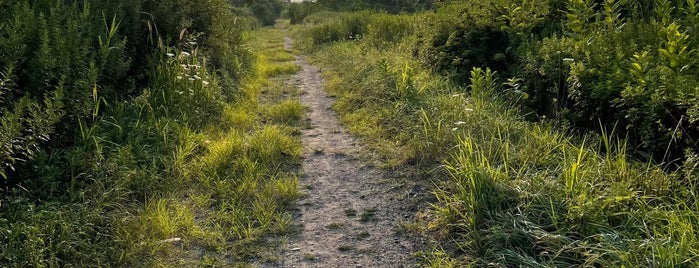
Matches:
[[298, 11, 699, 267], [265, 99, 305, 125], [263, 62, 301, 77]]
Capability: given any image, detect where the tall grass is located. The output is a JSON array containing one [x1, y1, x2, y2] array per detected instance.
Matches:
[[1, 2, 302, 267], [296, 8, 699, 266]]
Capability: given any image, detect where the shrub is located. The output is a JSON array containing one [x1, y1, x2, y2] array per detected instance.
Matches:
[[286, 2, 326, 25]]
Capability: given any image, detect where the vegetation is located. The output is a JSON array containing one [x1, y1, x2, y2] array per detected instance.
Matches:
[[5, 0, 699, 266], [292, 1, 699, 266], [285, 0, 434, 25], [1, 1, 298, 266], [232, 0, 285, 26]]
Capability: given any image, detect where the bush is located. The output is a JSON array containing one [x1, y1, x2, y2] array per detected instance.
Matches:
[[231, 0, 284, 26], [286, 2, 326, 25], [515, 0, 699, 162]]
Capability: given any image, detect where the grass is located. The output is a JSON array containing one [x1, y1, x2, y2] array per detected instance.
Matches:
[[344, 208, 358, 217], [293, 9, 699, 267], [265, 99, 305, 126], [359, 208, 377, 222], [355, 231, 371, 239], [0, 18, 305, 267], [337, 245, 354, 252]]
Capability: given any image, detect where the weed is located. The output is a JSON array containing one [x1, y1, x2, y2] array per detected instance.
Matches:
[[337, 245, 354, 252], [302, 253, 318, 261], [265, 100, 305, 125], [356, 231, 371, 239], [263, 62, 301, 77], [359, 208, 377, 222], [344, 208, 358, 217]]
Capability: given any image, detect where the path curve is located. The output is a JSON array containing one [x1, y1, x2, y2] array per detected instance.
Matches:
[[275, 37, 418, 268]]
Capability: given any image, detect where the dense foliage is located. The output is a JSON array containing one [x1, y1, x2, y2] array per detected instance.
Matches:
[[232, 0, 285, 26], [422, 0, 699, 163], [298, 0, 699, 164], [286, 0, 434, 25], [0, 1, 300, 266], [294, 1, 699, 266]]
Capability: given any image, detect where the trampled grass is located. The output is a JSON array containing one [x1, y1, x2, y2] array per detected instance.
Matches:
[[294, 10, 699, 267]]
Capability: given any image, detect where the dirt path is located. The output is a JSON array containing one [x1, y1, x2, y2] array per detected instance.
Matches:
[[271, 37, 420, 268]]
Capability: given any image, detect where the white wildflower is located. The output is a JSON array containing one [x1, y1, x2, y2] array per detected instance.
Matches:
[[454, 121, 466, 125], [166, 53, 175, 57], [180, 51, 191, 57]]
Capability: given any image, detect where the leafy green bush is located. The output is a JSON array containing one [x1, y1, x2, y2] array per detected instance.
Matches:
[[515, 0, 699, 161], [415, 1, 551, 82]]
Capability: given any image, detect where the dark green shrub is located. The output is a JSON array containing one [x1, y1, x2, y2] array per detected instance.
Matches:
[[286, 2, 326, 24]]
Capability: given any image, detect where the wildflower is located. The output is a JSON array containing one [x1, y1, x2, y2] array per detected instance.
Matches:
[[454, 121, 466, 125], [451, 127, 458, 131], [188, 78, 195, 81], [202, 81, 209, 86], [181, 51, 191, 57], [176, 76, 183, 80], [464, 108, 474, 112], [166, 53, 175, 57], [193, 75, 202, 80]]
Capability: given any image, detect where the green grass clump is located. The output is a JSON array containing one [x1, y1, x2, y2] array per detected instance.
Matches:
[[263, 62, 301, 77], [265, 99, 305, 125], [359, 208, 377, 222], [248, 125, 303, 168], [264, 49, 296, 62]]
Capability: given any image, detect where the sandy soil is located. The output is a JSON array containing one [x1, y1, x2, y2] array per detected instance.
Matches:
[[266, 37, 422, 268]]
